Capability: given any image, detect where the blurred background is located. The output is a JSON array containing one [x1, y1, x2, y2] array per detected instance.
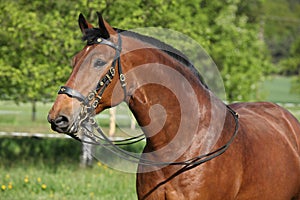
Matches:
[[0, 0, 299, 199]]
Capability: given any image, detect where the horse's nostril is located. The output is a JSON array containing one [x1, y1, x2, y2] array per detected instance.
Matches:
[[54, 115, 70, 128], [48, 113, 76, 133]]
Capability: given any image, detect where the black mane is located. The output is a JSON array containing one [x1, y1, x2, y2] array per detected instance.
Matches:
[[82, 27, 208, 88], [116, 28, 207, 88]]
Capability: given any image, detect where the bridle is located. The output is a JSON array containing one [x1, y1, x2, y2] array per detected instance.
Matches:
[[58, 33, 145, 145], [58, 33, 126, 109], [57, 32, 239, 169]]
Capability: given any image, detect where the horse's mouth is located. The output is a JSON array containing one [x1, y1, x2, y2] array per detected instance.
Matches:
[[63, 126, 86, 142], [63, 123, 83, 140], [48, 112, 96, 142], [49, 119, 83, 141]]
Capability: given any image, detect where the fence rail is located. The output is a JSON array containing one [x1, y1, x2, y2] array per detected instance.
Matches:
[[0, 131, 72, 139], [0, 131, 135, 142]]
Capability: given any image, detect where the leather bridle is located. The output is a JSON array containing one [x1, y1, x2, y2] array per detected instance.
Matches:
[[58, 33, 126, 110], [57, 33, 146, 145]]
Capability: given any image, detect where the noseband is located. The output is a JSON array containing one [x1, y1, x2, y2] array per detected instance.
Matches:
[[58, 33, 126, 109]]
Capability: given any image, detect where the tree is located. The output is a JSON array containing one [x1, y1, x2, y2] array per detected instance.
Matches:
[[287, 38, 300, 94], [205, 0, 271, 101], [0, 0, 273, 119], [0, 1, 77, 120], [263, 0, 300, 64], [101, 0, 271, 101]]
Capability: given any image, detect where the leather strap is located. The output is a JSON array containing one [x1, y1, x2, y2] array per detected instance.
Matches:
[[58, 86, 88, 105]]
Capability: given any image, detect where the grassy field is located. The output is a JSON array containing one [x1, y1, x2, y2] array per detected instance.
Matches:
[[262, 76, 300, 104], [261, 76, 300, 119], [0, 101, 140, 199], [0, 137, 139, 200], [0, 101, 53, 133], [1, 160, 137, 200]]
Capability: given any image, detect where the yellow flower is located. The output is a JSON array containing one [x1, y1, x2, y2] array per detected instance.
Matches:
[[8, 183, 12, 189], [41, 184, 47, 190], [24, 177, 29, 183], [97, 162, 102, 167], [1, 185, 6, 191], [89, 192, 94, 198], [37, 177, 42, 183]]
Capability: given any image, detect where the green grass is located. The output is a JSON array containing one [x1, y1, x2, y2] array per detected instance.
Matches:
[[0, 162, 137, 200], [260, 76, 300, 120], [262, 76, 300, 104], [283, 105, 300, 121], [0, 138, 138, 200], [0, 101, 53, 133]]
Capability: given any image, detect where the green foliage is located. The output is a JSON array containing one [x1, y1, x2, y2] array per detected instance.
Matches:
[[0, 137, 144, 166], [279, 36, 300, 93], [0, 138, 81, 165], [0, 0, 279, 104], [263, 0, 300, 63], [0, 1, 77, 102], [264, 0, 300, 93], [204, 0, 271, 101]]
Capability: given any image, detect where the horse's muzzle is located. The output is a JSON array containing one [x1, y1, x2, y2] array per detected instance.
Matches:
[[47, 114, 78, 134]]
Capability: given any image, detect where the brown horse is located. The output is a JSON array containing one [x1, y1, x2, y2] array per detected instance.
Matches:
[[48, 13, 300, 200]]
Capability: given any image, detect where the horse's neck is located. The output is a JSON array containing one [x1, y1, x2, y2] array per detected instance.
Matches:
[[124, 41, 228, 160]]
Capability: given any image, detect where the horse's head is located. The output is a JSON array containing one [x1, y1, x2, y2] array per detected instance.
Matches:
[[48, 13, 126, 134]]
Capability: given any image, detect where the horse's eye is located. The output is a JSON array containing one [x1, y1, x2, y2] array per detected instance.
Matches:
[[94, 59, 107, 68]]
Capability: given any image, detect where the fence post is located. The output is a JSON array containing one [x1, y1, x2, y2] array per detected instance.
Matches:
[[109, 107, 116, 137], [80, 134, 93, 167], [130, 113, 136, 130]]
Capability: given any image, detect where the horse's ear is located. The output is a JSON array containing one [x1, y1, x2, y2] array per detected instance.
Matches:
[[78, 13, 93, 35], [97, 12, 116, 38]]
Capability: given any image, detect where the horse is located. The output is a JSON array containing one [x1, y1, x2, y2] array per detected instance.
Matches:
[[48, 12, 300, 200]]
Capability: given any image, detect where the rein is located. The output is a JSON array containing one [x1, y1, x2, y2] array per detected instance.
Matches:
[[57, 32, 239, 168]]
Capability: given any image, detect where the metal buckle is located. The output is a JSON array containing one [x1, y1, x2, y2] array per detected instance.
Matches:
[[109, 67, 115, 76], [88, 92, 95, 101]]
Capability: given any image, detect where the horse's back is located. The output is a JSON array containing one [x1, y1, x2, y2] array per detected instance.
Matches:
[[230, 102, 300, 199], [231, 102, 300, 153]]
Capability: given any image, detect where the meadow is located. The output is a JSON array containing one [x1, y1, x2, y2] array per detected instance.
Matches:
[[0, 137, 140, 200], [1, 76, 300, 199], [1, 158, 137, 200], [0, 102, 141, 199]]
